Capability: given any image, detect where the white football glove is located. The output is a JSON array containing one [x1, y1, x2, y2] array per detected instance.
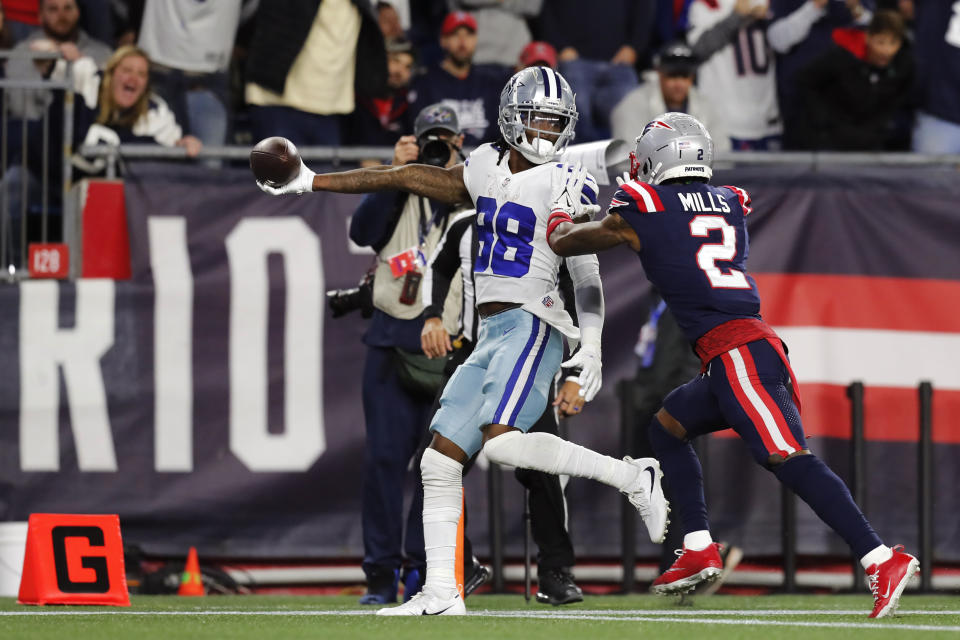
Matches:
[[256, 158, 316, 196], [550, 162, 601, 220], [562, 346, 602, 402], [615, 171, 631, 188]]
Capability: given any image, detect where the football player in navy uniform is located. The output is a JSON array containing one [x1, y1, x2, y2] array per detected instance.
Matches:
[[547, 112, 919, 619], [257, 66, 669, 616]]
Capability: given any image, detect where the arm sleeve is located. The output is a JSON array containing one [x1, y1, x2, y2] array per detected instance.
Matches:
[[767, 0, 827, 54], [557, 262, 581, 377], [348, 191, 405, 251], [141, 97, 184, 146], [423, 214, 471, 319], [503, 0, 543, 16], [5, 42, 42, 82], [565, 253, 604, 353], [689, 10, 750, 61], [69, 56, 102, 109]]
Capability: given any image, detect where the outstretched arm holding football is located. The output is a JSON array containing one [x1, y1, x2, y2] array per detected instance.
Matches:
[[259, 159, 471, 206]]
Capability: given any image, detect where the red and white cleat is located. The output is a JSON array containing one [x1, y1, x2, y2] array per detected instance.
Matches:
[[651, 543, 723, 595], [866, 545, 919, 619]]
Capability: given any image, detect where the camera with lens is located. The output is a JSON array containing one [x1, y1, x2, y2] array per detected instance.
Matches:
[[418, 135, 454, 168], [326, 270, 375, 318]]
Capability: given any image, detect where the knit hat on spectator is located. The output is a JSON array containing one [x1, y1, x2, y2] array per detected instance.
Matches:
[[414, 104, 461, 140], [519, 41, 558, 69], [386, 36, 414, 55], [656, 42, 698, 76], [441, 11, 477, 36]]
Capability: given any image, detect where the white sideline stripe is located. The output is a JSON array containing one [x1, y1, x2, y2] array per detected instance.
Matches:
[[512, 609, 960, 616], [2, 608, 959, 620], [728, 348, 796, 454], [774, 326, 960, 390], [474, 612, 960, 632]]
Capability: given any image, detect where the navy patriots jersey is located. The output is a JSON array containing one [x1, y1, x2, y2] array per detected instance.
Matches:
[[610, 180, 761, 343]]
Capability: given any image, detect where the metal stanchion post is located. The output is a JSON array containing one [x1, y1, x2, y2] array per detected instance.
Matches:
[[781, 484, 796, 593], [618, 379, 637, 593], [487, 462, 504, 593], [523, 487, 531, 602], [780, 361, 798, 595], [918, 381, 933, 592], [847, 381, 865, 591]]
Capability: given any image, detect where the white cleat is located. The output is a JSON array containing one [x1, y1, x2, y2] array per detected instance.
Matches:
[[376, 588, 466, 616], [621, 456, 670, 543]]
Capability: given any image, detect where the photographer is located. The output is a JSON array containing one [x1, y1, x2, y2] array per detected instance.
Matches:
[[346, 103, 469, 606]]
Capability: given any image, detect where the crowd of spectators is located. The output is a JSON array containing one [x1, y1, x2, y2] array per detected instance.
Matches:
[[0, 0, 955, 189], [3, 0, 954, 263]]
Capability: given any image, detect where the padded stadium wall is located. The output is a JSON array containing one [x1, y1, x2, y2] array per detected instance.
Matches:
[[0, 163, 957, 561]]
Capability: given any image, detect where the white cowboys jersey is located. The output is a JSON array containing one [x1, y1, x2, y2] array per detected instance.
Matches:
[[688, 0, 782, 140], [462, 143, 598, 339]]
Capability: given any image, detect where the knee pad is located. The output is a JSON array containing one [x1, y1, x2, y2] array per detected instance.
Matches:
[[420, 448, 463, 487]]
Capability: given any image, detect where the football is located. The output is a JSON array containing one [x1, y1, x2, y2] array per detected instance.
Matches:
[[249, 136, 301, 186]]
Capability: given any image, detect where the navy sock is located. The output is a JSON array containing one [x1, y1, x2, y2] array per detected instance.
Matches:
[[773, 454, 882, 559], [648, 417, 709, 535]]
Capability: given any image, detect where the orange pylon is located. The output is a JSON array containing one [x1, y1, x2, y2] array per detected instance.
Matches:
[[178, 547, 204, 596]]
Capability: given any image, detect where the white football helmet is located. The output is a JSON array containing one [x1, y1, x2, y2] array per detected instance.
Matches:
[[629, 112, 714, 184], [498, 66, 578, 164]]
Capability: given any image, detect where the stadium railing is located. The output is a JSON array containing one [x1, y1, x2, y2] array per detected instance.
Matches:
[[0, 50, 75, 278], [77, 144, 960, 177]]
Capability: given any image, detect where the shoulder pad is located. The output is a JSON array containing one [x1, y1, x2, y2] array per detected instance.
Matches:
[[721, 185, 753, 216], [616, 180, 665, 213]]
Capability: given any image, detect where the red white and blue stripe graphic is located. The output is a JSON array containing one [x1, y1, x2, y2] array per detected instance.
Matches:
[[722, 185, 753, 215], [706, 273, 960, 444], [721, 345, 803, 457], [493, 316, 550, 426], [619, 181, 665, 213]]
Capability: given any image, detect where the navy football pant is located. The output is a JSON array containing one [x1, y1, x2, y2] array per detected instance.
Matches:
[[361, 346, 431, 580], [651, 339, 882, 558]]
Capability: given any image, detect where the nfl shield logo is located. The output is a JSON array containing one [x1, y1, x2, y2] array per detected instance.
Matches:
[[542, 296, 554, 308]]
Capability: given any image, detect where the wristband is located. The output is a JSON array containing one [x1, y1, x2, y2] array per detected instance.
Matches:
[[546, 209, 574, 241]]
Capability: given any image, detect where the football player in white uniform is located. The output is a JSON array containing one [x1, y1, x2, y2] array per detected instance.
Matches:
[[258, 66, 669, 615]]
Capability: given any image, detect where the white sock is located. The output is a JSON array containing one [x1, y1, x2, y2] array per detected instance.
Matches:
[[684, 530, 713, 551], [482, 431, 637, 490], [860, 544, 893, 570], [420, 448, 464, 596]]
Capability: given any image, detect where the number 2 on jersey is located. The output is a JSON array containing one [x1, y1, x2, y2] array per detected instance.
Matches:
[[689, 215, 750, 289], [474, 196, 536, 277]]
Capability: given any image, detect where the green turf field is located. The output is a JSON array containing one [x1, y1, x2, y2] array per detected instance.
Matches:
[[1, 594, 957, 639]]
